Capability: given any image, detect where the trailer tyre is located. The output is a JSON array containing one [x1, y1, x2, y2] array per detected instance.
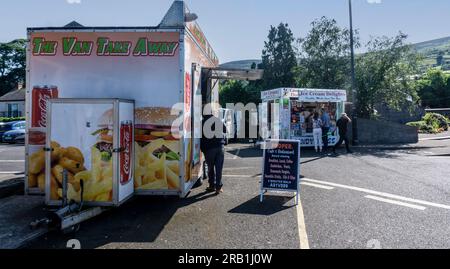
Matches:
[[62, 224, 80, 235]]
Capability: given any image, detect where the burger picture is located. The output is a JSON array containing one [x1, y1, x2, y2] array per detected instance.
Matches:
[[92, 109, 114, 164], [134, 107, 181, 190]]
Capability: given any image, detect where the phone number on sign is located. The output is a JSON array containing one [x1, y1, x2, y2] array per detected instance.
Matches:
[[268, 183, 289, 189]]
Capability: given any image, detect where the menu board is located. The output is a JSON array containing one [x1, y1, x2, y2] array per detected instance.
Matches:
[[261, 140, 300, 192]]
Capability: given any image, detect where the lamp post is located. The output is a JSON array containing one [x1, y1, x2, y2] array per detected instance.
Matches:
[[348, 0, 358, 144]]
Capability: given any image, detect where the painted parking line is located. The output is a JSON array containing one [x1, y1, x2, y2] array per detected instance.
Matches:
[[419, 136, 450, 141], [302, 178, 450, 210], [300, 182, 335, 190], [296, 198, 310, 249], [222, 175, 254, 178], [222, 167, 253, 170], [365, 195, 427, 211]]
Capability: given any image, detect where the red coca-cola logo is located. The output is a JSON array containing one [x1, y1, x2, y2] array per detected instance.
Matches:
[[120, 121, 132, 185], [32, 86, 58, 128], [37, 93, 49, 127]]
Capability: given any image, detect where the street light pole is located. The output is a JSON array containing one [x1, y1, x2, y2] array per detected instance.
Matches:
[[348, 0, 358, 145]]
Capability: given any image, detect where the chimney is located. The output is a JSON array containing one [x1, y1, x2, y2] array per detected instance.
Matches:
[[17, 81, 24, 90]]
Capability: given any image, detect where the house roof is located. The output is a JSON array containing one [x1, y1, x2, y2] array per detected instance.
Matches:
[[0, 88, 26, 102]]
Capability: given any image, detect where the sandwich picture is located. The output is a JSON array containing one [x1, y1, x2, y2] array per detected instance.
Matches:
[[134, 107, 181, 190]]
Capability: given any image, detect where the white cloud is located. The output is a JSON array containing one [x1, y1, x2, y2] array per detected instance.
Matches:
[[67, 0, 81, 4], [367, 0, 382, 4]]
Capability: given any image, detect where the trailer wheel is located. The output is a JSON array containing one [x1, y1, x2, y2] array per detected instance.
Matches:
[[62, 224, 80, 235]]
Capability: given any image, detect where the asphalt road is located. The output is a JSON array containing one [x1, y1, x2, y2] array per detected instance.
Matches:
[[0, 144, 25, 184], [2, 136, 449, 249]]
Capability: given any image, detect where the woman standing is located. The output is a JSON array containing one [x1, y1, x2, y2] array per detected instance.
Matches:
[[312, 112, 323, 153]]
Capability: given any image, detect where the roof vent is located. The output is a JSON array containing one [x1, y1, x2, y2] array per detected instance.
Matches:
[[64, 21, 84, 28]]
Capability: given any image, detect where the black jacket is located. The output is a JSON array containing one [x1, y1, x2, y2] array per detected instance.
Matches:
[[201, 115, 226, 152]]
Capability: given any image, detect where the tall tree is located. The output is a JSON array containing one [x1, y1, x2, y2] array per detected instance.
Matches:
[[355, 33, 421, 118], [261, 23, 297, 89], [0, 39, 26, 95], [417, 68, 450, 108], [295, 17, 358, 89]]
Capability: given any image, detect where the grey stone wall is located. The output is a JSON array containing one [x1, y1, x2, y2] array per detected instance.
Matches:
[[351, 118, 418, 145]]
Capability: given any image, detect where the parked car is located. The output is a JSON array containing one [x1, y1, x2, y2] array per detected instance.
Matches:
[[0, 121, 21, 141], [2, 121, 26, 144]]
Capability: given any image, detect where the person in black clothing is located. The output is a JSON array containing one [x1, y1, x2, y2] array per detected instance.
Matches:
[[333, 113, 353, 154], [201, 113, 227, 194]]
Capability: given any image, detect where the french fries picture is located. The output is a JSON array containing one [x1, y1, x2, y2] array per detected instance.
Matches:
[[134, 139, 181, 191], [28, 173, 38, 188], [45, 141, 112, 203]]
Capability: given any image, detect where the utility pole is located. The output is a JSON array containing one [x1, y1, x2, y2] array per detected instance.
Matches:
[[349, 0, 358, 145]]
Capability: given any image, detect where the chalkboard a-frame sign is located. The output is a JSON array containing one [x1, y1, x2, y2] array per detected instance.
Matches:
[[260, 140, 301, 204]]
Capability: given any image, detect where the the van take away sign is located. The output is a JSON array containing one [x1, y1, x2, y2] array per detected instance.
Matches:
[[32, 37, 179, 57]]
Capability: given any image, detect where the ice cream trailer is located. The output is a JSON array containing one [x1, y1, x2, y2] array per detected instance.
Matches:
[[260, 88, 347, 147], [25, 1, 221, 200]]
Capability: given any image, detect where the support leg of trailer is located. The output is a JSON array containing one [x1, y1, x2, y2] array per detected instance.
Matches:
[[60, 207, 106, 231]]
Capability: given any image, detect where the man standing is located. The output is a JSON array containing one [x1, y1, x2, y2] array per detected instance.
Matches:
[[333, 113, 353, 154], [321, 107, 331, 153], [201, 113, 227, 194]]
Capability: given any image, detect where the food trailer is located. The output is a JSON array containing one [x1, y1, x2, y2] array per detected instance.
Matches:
[[25, 0, 220, 200], [260, 88, 347, 146]]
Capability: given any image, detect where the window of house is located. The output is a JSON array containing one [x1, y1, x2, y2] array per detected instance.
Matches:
[[7, 103, 19, 117]]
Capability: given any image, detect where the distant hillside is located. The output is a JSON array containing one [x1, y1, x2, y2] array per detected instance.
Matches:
[[411, 36, 450, 72], [220, 36, 450, 73], [220, 59, 262, 70]]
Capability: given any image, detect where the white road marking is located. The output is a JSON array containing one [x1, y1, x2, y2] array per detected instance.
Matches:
[[302, 178, 450, 210], [419, 136, 450, 141], [296, 198, 310, 249], [365, 195, 427, 211], [300, 182, 335, 190], [222, 167, 252, 170], [222, 174, 252, 177], [0, 171, 24, 174]]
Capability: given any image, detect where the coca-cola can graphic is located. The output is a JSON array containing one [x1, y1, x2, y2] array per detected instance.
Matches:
[[31, 85, 58, 128], [120, 120, 133, 185]]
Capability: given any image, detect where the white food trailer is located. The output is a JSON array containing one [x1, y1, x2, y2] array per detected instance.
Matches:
[[260, 88, 347, 147], [25, 1, 221, 201]]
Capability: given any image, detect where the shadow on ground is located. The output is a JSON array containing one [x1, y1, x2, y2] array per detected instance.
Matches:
[[24, 187, 220, 249], [228, 195, 296, 216]]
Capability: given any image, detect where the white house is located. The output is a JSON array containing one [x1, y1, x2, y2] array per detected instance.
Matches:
[[0, 86, 25, 118]]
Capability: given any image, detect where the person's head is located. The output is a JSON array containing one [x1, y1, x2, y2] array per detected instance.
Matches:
[[314, 112, 319, 120], [341, 113, 348, 120]]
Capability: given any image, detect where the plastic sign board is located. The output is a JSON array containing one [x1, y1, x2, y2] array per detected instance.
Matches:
[[260, 140, 301, 204]]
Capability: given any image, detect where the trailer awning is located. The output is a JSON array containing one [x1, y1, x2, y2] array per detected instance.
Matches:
[[203, 68, 263, 81]]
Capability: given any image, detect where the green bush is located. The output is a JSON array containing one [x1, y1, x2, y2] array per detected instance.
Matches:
[[423, 113, 448, 131], [406, 121, 424, 128], [407, 113, 449, 133], [0, 117, 25, 123]]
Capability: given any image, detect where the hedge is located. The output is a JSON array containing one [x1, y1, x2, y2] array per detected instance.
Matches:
[[0, 117, 25, 123]]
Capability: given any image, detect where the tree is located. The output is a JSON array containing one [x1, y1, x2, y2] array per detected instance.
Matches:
[[436, 52, 444, 66], [219, 80, 260, 107], [295, 17, 359, 89], [416, 68, 450, 108], [0, 39, 26, 95], [260, 23, 297, 89], [355, 33, 421, 118]]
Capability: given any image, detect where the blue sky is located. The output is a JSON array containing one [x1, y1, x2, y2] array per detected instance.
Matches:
[[1, 0, 450, 63]]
